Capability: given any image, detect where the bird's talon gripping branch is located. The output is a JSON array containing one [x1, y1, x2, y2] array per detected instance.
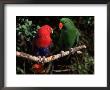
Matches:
[[37, 56, 41, 63], [42, 56, 45, 58], [61, 51, 65, 57], [69, 48, 74, 54], [40, 58, 44, 64], [47, 56, 53, 62], [69, 48, 73, 53], [38, 56, 41, 58], [42, 56, 46, 63]]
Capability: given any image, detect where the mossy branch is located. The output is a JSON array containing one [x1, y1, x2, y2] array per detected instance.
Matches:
[[16, 45, 86, 63]]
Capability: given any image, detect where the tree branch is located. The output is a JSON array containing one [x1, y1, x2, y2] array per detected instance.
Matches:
[[53, 69, 71, 73], [16, 45, 86, 63]]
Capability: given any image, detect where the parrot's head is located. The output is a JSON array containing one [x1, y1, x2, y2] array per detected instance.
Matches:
[[59, 18, 67, 30], [59, 18, 72, 30], [41, 25, 53, 34], [37, 25, 53, 37], [46, 25, 53, 34]]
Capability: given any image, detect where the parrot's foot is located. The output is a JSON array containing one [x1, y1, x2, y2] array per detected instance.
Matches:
[[37, 56, 46, 64], [69, 48, 74, 54], [60, 51, 65, 57], [42, 56, 46, 63], [37, 56, 42, 63]]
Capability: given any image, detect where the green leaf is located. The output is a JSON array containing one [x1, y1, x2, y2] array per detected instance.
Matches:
[[37, 25, 40, 30], [28, 21, 32, 25], [17, 47, 20, 51], [22, 25, 27, 30], [32, 31, 36, 34], [78, 65, 81, 70], [16, 28, 19, 31], [25, 19, 28, 22]]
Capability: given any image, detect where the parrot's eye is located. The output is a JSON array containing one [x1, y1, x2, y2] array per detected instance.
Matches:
[[59, 22, 63, 30]]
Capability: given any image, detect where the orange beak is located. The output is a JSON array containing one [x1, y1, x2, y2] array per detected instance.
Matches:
[[59, 22, 63, 30]]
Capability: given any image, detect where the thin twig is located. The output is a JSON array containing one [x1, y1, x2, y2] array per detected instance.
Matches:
[[16, 45, 86, 63], [45, 62, 52, 73], [53, 69, 71, 73]]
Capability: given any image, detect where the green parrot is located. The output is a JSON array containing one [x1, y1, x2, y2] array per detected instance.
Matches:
[[58, 18, 80, 51]]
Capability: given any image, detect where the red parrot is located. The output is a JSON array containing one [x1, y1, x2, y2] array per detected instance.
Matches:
[[32, 25, 53, 73], [35, 25, 52, 48]]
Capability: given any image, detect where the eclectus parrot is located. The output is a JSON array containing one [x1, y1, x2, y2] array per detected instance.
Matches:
[[32, 25, 53, 56], [32, 25, 53, 73], [58, 18, 80, 50]]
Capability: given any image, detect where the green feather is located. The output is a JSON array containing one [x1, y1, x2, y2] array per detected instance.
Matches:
[[58, 18, 80, 50]]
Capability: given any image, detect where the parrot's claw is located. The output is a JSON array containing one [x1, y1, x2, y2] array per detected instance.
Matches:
[[60, 51, 65, 57], [69, 48, 73, 52], [38, 56, 41, 58], [69, 48, 74, 54], [37, 56, 42, 63], [42, 56, 46, 63]]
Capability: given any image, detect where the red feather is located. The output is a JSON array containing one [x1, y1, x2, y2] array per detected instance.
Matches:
[[35, 25, 52, 48]]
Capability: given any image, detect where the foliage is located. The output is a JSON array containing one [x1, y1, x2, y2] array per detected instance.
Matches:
[[16, 16, 94, 74]]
